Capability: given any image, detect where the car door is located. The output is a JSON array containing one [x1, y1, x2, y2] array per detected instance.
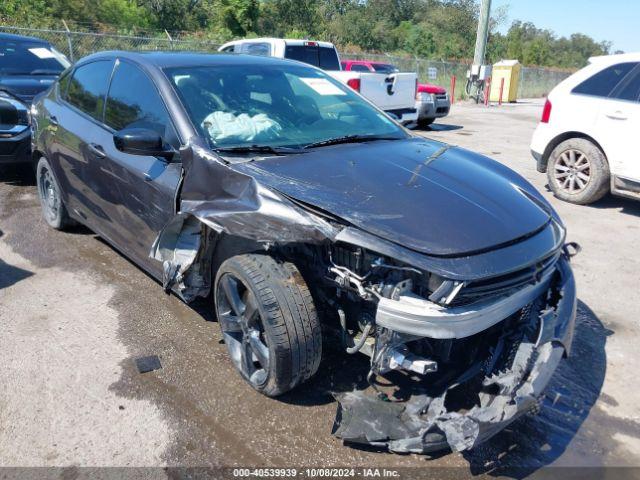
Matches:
[[45, 59, 116, 226], [595, 64, 640, 182], [90, 59, 183, 275]]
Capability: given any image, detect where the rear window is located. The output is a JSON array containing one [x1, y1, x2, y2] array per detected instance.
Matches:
[[0, 41, 70, 76], [284, 45, 340, 71], [372, 64, 398, 74], [572, 62, 637, 98]]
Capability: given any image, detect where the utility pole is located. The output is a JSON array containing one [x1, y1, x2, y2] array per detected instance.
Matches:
[[465, 0, 491, 103], [473, 0, 492, 67]]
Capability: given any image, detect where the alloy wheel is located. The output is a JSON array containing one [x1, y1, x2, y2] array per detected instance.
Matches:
[[216, 273, 270, 387], [553, 149, 591, 194]]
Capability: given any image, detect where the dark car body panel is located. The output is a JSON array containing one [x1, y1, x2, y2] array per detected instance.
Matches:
[[33, 55, 182, 277], [233, 138, 552, 256]]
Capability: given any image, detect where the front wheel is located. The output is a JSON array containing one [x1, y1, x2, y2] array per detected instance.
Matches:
[[214, 254, 322, 397], [546, 138, 609, 205]]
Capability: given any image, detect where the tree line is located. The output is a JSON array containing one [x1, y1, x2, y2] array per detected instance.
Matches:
[[1, 0, 614, 69]]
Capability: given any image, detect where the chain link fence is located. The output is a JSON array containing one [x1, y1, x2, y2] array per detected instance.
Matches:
[[1, 25, 570, 100], [0, 25, 222, 61]]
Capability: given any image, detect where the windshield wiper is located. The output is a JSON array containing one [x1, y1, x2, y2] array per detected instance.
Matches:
[[214, 144, 304, 156], [303, 134, 402, 149]]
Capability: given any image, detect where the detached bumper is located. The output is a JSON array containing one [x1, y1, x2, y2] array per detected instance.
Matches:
[[333, 256, 577, 453]]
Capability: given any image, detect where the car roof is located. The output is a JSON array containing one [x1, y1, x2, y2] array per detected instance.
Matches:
[[76, 50, 311, 69], [588, 52, 640, 65], [0, 32, 50, 45], [221, 38, 335, 49]]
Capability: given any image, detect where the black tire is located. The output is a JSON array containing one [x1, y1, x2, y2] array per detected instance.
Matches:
[[546, 138, 609, 205], [36, 156, 74, 230], [417, 118, 435, 128], [214, 254, 322, 397]]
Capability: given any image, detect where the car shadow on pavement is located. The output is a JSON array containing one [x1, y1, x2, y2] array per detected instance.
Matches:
[[589, 195, 640, 218], [415, 123, 463, 133], [0, 258, 34, 290], [0, 164, 36, 186], [462, 300, 619, 478]]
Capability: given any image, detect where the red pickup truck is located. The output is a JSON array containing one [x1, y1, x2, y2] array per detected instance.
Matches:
[[341, 60, 450, 127]]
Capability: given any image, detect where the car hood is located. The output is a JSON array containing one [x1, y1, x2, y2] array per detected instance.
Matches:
[[418, 83, 447, 95], [0, 75, 57, 104], [231, 137, 553, 257]]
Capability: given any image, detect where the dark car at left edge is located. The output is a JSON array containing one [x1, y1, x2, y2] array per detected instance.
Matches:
[[0, 32, 70, 165]]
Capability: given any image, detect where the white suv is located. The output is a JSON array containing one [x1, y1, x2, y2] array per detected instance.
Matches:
[[531, 53, 640, 204]]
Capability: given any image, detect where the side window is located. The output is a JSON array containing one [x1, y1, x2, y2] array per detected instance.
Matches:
[[66, 60, 114, 120], [105, 60, 179, 148], [350, 64, 371, 72], [242, 43, 271, 56], [572, 62, 638, 98], [610, 67, 640, 102]]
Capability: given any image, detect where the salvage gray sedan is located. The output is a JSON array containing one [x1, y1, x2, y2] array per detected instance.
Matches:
[[31, 51, 577, 453]]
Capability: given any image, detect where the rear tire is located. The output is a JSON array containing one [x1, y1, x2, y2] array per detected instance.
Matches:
[[547, 138, 609, 205], [214, 254, 322, 397], [36, 156, 74, 230]]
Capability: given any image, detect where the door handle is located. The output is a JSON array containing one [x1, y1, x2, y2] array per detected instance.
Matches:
[[87, 143, 106, 158], [605, 111, 628, 120]]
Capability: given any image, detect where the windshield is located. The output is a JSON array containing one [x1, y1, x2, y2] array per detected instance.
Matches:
[[165, 63, 406, 150], [372, 63, 399, 74], [0, 41, 70, 75]]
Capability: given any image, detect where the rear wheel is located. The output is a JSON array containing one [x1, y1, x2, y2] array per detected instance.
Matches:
[[36, 156, 74, 230], [547, 138, 609, 205], [214, 254, 322, 397]]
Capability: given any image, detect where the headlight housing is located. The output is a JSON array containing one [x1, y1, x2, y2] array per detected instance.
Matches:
[[0, 91, 30, 127], [417, 92, 435, 103]]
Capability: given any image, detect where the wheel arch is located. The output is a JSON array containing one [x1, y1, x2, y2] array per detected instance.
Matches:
[[541, 131, 608, 172]]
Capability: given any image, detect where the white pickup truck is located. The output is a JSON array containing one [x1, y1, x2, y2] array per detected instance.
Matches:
[[218, 38, 418, 125]]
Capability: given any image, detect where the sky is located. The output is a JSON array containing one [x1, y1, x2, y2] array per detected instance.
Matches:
[[492, 0, 639, 53]]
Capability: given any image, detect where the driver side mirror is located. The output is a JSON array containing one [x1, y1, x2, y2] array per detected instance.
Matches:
[[113, 128, 175, 161]]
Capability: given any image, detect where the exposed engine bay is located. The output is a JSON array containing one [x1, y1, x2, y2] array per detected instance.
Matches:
[[277, 241, 577, 452]]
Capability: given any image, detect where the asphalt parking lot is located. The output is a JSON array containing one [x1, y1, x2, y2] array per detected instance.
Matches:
[[1, 99, 640, 476]]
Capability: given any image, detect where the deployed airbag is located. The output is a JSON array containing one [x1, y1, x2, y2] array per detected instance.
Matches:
[[202, 112, 282, 144]]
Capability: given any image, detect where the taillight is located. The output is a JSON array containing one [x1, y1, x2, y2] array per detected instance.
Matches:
[[347, 78, 361, 92], [541, 99, 552, 123]]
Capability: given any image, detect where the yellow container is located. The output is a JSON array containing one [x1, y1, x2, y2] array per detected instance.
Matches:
[[489, 60, 521, 102]]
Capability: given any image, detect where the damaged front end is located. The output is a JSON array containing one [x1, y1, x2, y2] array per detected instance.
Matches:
[[331, 248, 577, 453], [152, 138, 578, 454]]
